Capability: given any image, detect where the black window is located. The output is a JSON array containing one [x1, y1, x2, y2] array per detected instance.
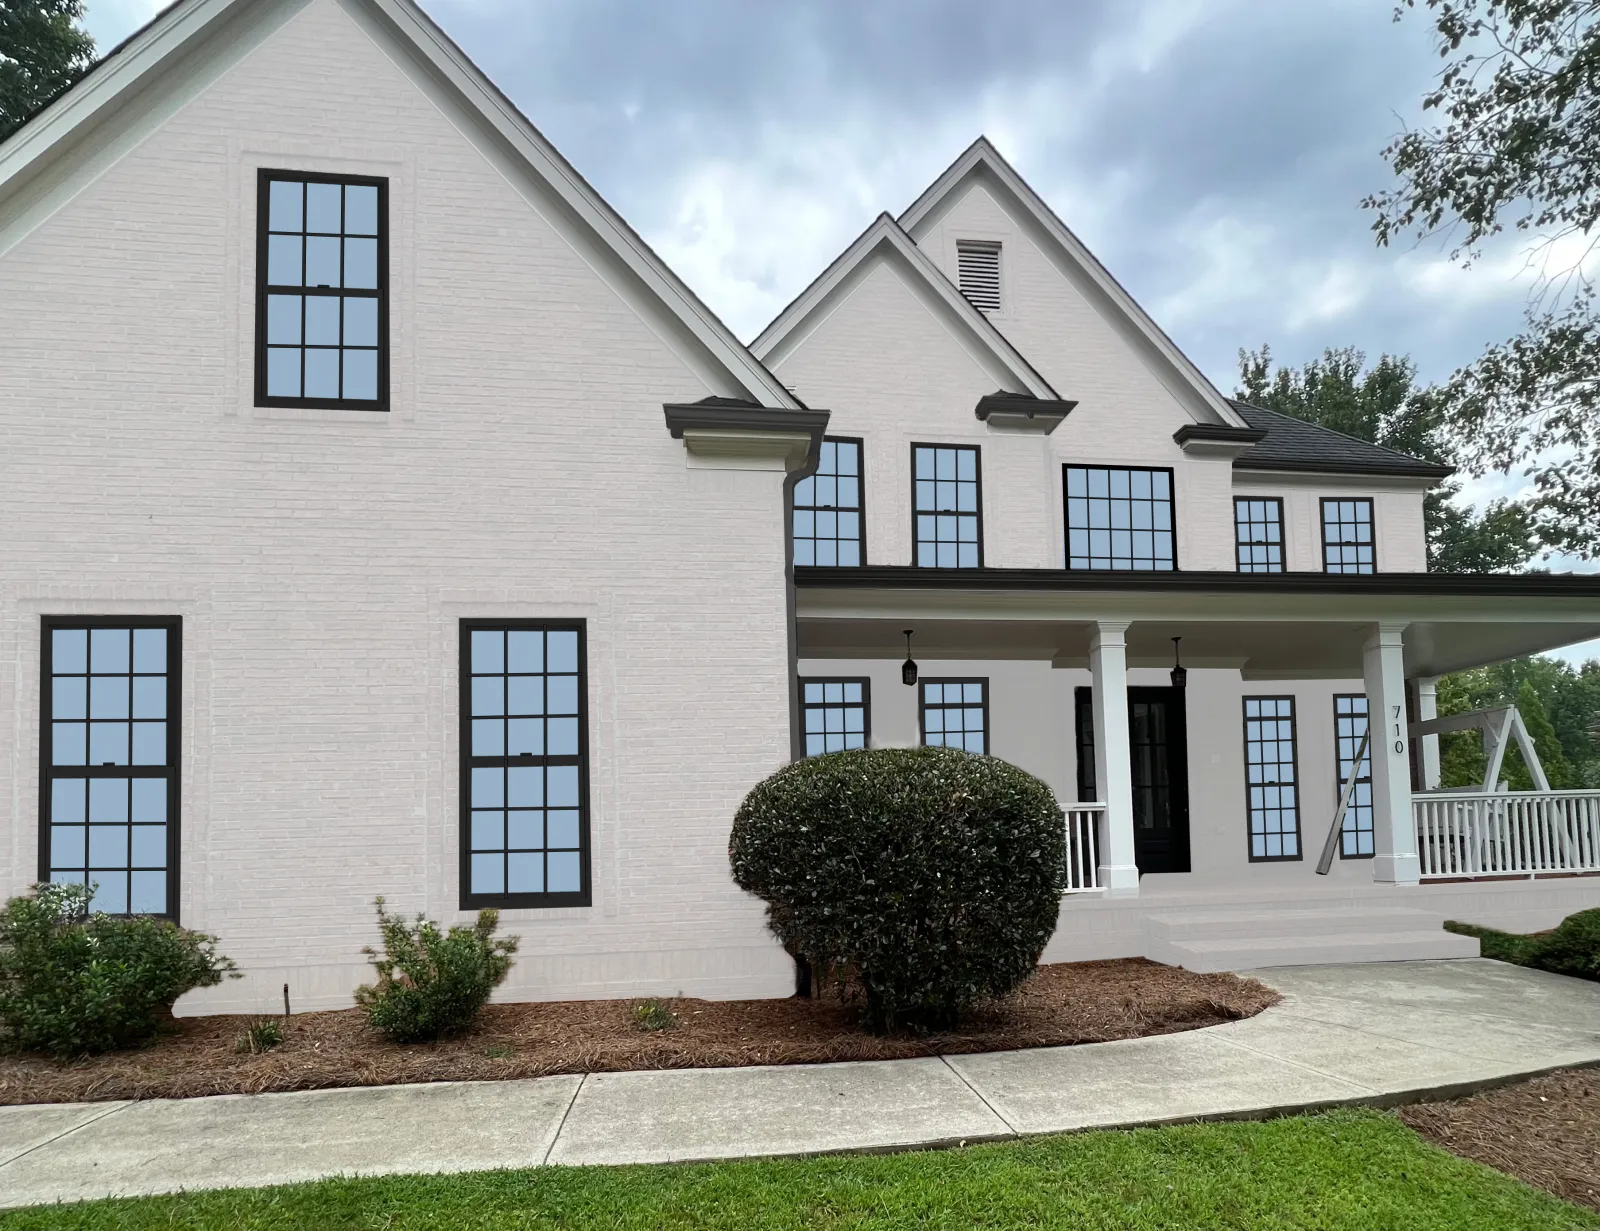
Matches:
[[912, 444, 981, 567], [1235, 498, 1285, 573], [41, 618, 181, 918], [920, 678, 987, 754], [800, 678, 870, 756], [1064, 466, 1175, 570], [793, 438, 864, 566], [1243, 697, 1301, 861], [1074, 686, 1096, 802], [461, 621, 590, 908], [257, 170, 388, 410], [1322, 498, 1375, 574], [1334, 694, 1374, 858]]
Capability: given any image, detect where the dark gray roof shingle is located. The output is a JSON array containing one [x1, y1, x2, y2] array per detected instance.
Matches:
[[1229, 401, 1454, 480]]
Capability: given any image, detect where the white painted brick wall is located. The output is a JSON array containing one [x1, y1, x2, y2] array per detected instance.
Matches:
[[0, 0, 795, 1012]]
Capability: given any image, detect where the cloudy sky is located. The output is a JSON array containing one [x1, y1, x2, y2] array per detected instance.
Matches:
[[82, 0, 1593, 657]]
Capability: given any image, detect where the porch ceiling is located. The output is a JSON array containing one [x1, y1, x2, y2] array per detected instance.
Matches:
[[793, 567, 1600, 678]]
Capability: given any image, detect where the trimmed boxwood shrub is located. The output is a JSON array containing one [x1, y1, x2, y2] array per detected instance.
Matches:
[[730, 746, 1066, 1032], [355, 898, 518, 1042], [1528, 908, 1600, 982], [0, 882, 238, 1057]]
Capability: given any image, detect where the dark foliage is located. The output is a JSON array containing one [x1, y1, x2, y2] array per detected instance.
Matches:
[[1530, 908, 1600, 981], [729, 746, 1066, 1032], [0, 1, 95, 141], [354, 898, 517, 1043], [0, 882, 237, 1056]]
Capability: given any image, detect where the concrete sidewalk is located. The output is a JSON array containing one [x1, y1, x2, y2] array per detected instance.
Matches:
[[2, 958, 1597, 1208]]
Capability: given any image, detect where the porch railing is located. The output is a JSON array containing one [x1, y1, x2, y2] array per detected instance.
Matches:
[[1414, 790, 1600, 879], [1063, 803, 1106, 892]]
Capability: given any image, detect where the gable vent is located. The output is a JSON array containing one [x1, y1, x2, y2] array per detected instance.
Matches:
[[957, 241, 1002, 313]]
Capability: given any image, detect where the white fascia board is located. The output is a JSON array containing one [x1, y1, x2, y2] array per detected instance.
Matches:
[[1231, 469, 1440, 493], [752, 213, 1057, 400], [898, 138, 1247, 430]]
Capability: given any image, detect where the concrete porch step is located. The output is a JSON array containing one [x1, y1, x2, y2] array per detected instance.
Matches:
[[1141, 905, 1448, 943], [1146, 928, 1481, 974]]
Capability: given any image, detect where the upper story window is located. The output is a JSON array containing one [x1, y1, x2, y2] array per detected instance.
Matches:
[[956, 241, 1001, 313], [461, 621, 590, 908], [1322, 498, 1375, 574], [42, 618, 181, 918], [800, 678, 870, 756], [793, 437, 864, 566], [913, 444, 982, 568], [1064, 466, 1174, 570], [1235, 497, 1285, 573], [257, 170, 388, 410]]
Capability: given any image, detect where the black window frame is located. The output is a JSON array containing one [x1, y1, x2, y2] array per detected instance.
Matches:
[[1333, 693, 1375, 859], [1234, 496, 1286, 574], [1320, 497, 1376, 574], [1062, 465, 1178, 571], [910, 442, 984, 568], [799, 677, 872, 756], [459, 619, 592, 910], [1242, 696, 1303, 863], [918, 677, 990, 754], [793, 436, 866, 567], [1074, 685, 1097, 802], [255, 168, 391, 412], [39, 615, 182, 920]]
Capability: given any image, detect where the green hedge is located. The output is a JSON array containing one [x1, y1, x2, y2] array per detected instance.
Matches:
[[729, 746, 1066, 1031], [0, 882, 237, 1056], [355, 898, 518, 1042]]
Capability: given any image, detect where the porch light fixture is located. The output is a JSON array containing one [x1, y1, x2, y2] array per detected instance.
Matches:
[[902, 629, 918, 686], [1170, 637, 1187, 690]]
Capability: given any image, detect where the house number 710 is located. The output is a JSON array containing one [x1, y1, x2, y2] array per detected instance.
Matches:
[[1392, 704, 1405, 755]]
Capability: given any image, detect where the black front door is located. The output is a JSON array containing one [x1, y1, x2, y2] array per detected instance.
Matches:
[[1127, 687, 1190, 874], [1074, 686, 1191, 875]]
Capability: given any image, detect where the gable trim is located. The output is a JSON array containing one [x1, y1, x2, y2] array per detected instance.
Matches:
[[899, 137, 1248, 429], [751, 212, 1058, 400]]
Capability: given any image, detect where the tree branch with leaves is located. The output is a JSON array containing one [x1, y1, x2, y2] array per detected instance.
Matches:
[[0, 1, 95, 142]]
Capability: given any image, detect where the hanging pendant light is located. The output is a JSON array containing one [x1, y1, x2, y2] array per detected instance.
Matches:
[[901, 629, 918, 686], [1170, 636, 1187, 690]]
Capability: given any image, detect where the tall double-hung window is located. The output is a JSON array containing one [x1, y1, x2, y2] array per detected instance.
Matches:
[[461, 621, 590, 908], [257, 170, 388, 409], [1064, 466, 1175, 570], [800, 679, 870, 755], [1243, 697, 1301, 861], [42, 618, 181, 917], [1334, 694, 1375, 857], [1322, 498, 1375, 574], [920, 679, 988, 754], [912, 444, 982, 567], [793, 437, 864, 566]]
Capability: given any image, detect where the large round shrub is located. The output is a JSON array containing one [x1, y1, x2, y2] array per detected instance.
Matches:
[[730, 746, 1066, 1031]]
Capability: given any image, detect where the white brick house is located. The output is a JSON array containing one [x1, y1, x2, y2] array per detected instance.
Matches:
[[1, 0, 1596, 1014]]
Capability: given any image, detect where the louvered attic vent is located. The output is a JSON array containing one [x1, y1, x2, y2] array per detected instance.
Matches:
[[957, 241, 1002, 313]]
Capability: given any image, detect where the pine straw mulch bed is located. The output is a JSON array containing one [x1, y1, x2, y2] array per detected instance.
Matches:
[[0, 958, 1276, 1106], [1399, 1067, 1600, 1212]]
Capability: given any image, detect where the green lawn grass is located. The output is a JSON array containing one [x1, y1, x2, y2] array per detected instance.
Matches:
[[1, 1108, 1594, 1230]]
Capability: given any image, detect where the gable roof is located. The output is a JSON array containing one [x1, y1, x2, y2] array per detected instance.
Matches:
[[898, 137, 1249, 430], [0, 0, 801, 411], [751, 212, 1058, 399], [1230, 402, 1454, 480]]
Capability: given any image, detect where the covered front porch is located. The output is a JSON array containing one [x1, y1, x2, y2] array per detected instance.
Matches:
[[794, 565, 1600, 967]]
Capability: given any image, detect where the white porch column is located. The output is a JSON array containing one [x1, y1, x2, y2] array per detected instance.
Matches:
[[1090, 620, 1139, 895], [1364, 623, 1420, 885], [1412, 676, 1441, 791]]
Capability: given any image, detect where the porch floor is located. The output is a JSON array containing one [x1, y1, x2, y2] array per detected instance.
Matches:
[[2, 960, 1596, 1206]]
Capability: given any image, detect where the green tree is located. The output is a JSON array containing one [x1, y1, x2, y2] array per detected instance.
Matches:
[[0, 1, 95, 142], [1366, 0, 1600, 558], [1435, 657, 1598, 787], [1236, 344, 1535, 573]]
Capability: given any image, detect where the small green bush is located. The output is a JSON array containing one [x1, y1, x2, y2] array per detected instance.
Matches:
[[0, 882, 238, 1057], [730, 746, 1066, 1032], [235, 1016, 283, 1054], [1528, 907, 1600, 981], [354, 898, 518, 1043], [632, 999, 675, 1031]]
